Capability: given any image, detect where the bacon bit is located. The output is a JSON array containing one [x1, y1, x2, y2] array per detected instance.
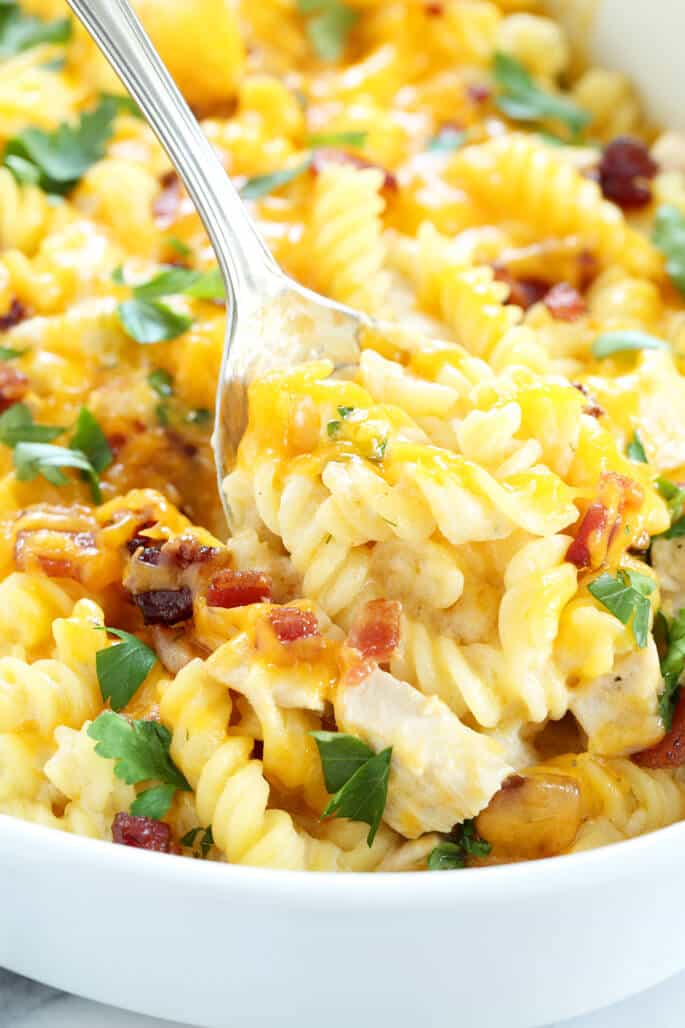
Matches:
[[634, 694, 685, 768], [347, 598, 401, 663], [598, 137, 658, 210], [544, 282, 587, 322], [206, 569, 273, 609], [14, 528, 97, 582], [112, 813, 172, 853], [0, 298, 27, 332], [577, 250, 599, 290], [310, 149, 398, 193], [424, 1, 443, 13], [133, 587, 193, 626], [168, 536, 218, 569], [269, 606, 319, 643], [467, 83, 491, 104], [0, 365, 28, 413], [572, 382, 605, 419], [493, 267, 550, 310], [566, 471, 643, 570], [153, 170, 183, 224]]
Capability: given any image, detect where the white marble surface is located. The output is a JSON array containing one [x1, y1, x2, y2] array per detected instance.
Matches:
[[2, 968, 685, 1027]]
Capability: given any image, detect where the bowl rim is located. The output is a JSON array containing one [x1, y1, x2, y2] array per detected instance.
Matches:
[[3, 812, 683, 910]]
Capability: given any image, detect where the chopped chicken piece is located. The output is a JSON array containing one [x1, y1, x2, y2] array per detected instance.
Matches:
[[335, 667, 512, 838], [569, 638, 663, 756]]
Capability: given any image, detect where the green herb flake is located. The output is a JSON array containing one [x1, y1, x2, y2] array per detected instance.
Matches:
[[426, 128, 467, 154], [239, 159, 312, 201], [591, 331, 670, 359], [307, 130, 367, 148], [117, 299, 193, 344], [0, 345, 22, 360], [311, 730, 391, 845], [185, 407, 212, 426], [0, 5, 71, 59], [626, 430, 648, 464], [165, 237, 192, 259], [148, 368, 174, 399], [0, 403, 62, 447], [427, 819, 491, 871], [3, 96, 117, 195], [298, 0, 358, 61], [658, 608, 685, 729], [71, 407, 112, 474], [427, 842, 465, 871], [95, 627, 157, 711], [492, 53, 590, 137], [100, 92, 143, 120], [13, 441, 98, 497], [653, 205, 685, 297], [132, 266, 224, 303], [368, 436, 388, 462], [326, 419, 341, 438], [180, 825, 214, 858], [588, 569, 655, 648], [87, 711, 190, 820]]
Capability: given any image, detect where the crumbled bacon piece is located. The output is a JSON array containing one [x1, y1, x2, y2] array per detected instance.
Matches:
[[572, 382, 605, 419], [566, 471, 643, 570], [494, 267, 550, 310], [206, 569, 273, 609], [347, 599, 401, 663], [0, 365, 28, 413], [112, 813, 172, 852], [167, 536, 218, 569], [154, 170, 183, 224], [544, 282, 587, 322], [0, 298, 27, 332], [424, 1, 443, 13], [598, 137, 658, 210], [269, 607, 319, 643], [310, 149, 398, 193], [133, 587, 193, 626], [467, 83, 491, 104], [633, 694, 685, 768], [14, 527, 98, 582]]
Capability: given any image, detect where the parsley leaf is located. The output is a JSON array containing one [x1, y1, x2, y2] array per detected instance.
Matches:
[[148, 368, 174, 398], [185, 407, 212, 426], [88, 711, 190, 819], [427, 819, 491, 871], [654, 478, 685, 539], [181, 825, 214, 858], [100, 92, 142, 120], [117, 299, 192, 344], [588, 569, 655, 648], [307, 130, 367, 148], [239, 159, 312, 201], [96, 627, 157, 711], [658, 608, 685, 729], [311, 731, 376, 791], [0, 346, 22, 360], [653, 205, 685, 297], [0, 5, 71, 59], [3, 96, 117, 195], [326, 419, 341, 437], [626, 430, 648, 464], [13, 441, 98, 494], [592, 330, 670, 359], [0, 402, 62, 446], [492, 53, 590, 137], [130, 266, 225, 303], [313, 731, 391, 845], [131, 783, 177, 819], [165, 237, 192, 259], [71, 407, 112, 474], [298, 0, 358, 61]]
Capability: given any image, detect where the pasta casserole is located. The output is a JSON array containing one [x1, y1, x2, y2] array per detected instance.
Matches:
[[3, 0, 685, 871]]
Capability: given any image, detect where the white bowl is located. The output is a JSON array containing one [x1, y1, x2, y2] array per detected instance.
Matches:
[[4, 4, 685, 1027], [2, 814, 685, 1027]]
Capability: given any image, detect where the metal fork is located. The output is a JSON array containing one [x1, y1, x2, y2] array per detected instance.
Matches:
[[65, 0, 369, 528]]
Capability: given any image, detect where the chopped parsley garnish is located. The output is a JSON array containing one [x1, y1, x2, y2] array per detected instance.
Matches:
[[101, 92, 142, 120], [0, 402, 62, 446], [186, 407, 212, 426], [71, 407, 112, 475], [588, 569, 656, 648], [311, 730, 391, 845], [297, 0, 358, 61], [307, 130, 367, 148], [14, 441, 100, 499], [128, 266, 225, 303], [426, 128, 467, 154], [657, 608, 685, 729], [118, 299, 193, 344], [180, 825, 214, 858], [3, 96, 117, 195], [326, 419, 341, 438], [0, 3, 71, 59], [492, 53, 590, 138], [0, 346, 22, 360], [96, 627, 157, 712], [591, 330, 670, 359], [165, 237, 192, 259], [88, 710, 190, 820], [626, 430, 648, 464], [337, 405, 359, 419], [427, 819, 491, 870], [239, 159, 312, 201], [148, 368, 174, 399], [657, 476, 685, 539], [653, 205, 685, 297]]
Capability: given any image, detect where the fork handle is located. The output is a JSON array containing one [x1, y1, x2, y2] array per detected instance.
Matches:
[[65, 0, 278, 300]]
